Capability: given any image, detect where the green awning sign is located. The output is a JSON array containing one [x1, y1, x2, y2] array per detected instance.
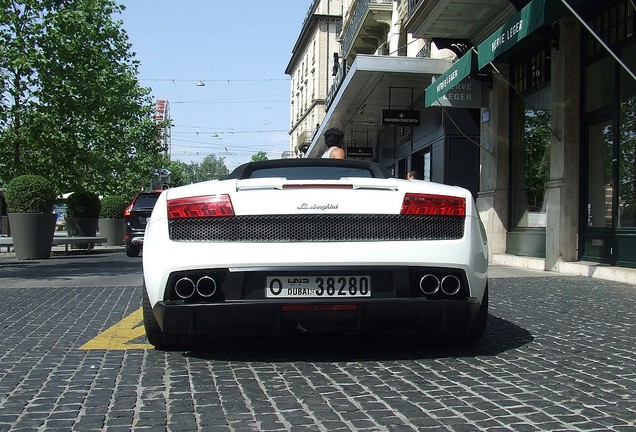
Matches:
[[425, 50, 475, 107], [477, 0, 547, 69]]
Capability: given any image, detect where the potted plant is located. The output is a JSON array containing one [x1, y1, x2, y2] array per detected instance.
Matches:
[[4, 174, 57, 259], [98, 195, 127, 246], [66, 190, 101, 248]]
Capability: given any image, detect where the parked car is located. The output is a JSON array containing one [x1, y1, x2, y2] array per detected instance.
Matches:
[[123, 190, 161, 257], [142, 158, 489, 350]]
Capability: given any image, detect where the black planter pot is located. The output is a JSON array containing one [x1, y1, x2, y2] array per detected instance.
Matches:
[[8, 213, 57, 259], [66, 216, 98, 249]]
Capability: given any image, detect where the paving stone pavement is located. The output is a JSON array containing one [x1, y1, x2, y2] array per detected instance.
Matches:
[[0, 255, 635, 431]]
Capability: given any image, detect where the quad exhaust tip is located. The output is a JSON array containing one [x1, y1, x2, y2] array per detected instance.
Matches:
[[441, 275, 461, 296], [175, 275, 218, 299], [175, 277, 196, 299], [196, 276, 217, 298], [419, 274, 440, 295], [419, 274, 462, 296]]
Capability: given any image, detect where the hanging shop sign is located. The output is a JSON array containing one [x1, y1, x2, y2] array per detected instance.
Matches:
[[346, 147, 373, 159], [435, 78, 481, 109], [381, 109, 420, 126]]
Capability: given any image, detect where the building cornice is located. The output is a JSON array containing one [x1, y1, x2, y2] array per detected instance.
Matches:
[[285, 14, 342, 75]]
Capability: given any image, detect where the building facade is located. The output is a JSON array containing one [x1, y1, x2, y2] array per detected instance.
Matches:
[[286, 0, 343, 157], [302, 0, 483, 195], [404, 0, 636, 270], [292, 0, 636, 270]]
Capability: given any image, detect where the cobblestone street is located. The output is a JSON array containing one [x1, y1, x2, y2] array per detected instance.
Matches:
[[0, 253, 635, 431]]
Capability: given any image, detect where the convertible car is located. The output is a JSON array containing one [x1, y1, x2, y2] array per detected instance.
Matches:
[[142, 158, 489, 350]]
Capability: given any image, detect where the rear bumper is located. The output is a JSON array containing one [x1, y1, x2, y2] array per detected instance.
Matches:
[[124, 231, 145, 246], [154, 298, 481, 336]]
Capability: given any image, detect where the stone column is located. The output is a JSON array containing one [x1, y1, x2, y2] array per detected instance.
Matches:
[[545, 17, 581, 270], [477, 64, 510, 260]]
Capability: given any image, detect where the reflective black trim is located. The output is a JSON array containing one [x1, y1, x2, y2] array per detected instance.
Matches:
[[169, 214, 465, 242]]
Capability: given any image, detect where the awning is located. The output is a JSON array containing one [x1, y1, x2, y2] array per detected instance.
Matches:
[[425, 50, 476, 108], [476, 0, 565, 69], [305, 55, 452, 158]]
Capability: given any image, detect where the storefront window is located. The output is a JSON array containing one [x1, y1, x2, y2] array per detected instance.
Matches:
[[423, 151, 431, 181], [511, 102, 551, 228], [619, 100, 636, 227], [510, 45, 551, 229], [619, 45, 636, 227], [587, 121, 614, 228], [584, 2, 636, 230], [585, 57, 615, 113]]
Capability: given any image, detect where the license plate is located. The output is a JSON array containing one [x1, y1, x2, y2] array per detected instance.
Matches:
[[266, 276, 371, 298]]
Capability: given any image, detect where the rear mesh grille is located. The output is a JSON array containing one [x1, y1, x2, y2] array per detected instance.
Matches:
[[169, 215, 464, 242]]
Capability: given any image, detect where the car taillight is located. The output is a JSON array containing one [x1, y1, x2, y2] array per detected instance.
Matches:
[[123, 203, 133, 217], [167, 194, 235, 219], [400, 193, 466, 216]]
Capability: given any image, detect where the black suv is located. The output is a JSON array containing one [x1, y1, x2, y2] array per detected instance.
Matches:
[[123, 190, 162, 257]]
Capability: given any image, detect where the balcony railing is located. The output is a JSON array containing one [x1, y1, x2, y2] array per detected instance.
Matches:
[[407, 0, 424, 17], [341, 0, 393, 58], [326, 58, 348, 110]]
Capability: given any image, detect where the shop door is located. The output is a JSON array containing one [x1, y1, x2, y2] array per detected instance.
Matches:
[[447, 137, 479, 199], [581, 117, 616, 264]]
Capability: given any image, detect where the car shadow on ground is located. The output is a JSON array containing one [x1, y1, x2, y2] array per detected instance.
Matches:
[[182, 314, 533, 362]]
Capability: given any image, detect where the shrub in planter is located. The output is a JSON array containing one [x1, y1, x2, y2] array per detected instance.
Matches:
[[4, 175, 57, 259], [4, 174, 56, 213], [98, 195, 127, 246], [99, 195, 128, 219], [66, 190, 101, 246], [67, 190, 101, 218]]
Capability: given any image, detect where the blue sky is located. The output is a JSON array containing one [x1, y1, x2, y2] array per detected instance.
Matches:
[[118, 1, 311, 171]]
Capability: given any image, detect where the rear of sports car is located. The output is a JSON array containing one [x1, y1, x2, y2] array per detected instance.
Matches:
[[142, 169, 488, 350]]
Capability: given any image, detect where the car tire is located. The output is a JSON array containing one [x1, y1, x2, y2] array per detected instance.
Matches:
[[142, 285, 169, 349], [458, 284, 488, 344], [142, 285, 193, 351], [126, 243, 140, 257]]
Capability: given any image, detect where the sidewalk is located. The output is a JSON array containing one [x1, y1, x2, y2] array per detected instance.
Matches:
[[492, 253, 636, 285], [2, 243, 635, 286]]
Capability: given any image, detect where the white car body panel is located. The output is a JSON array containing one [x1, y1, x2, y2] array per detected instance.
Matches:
[[141, 159, 488, 346]]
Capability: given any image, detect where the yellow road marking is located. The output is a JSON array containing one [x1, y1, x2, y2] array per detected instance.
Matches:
[[80, 307, 153, 350]]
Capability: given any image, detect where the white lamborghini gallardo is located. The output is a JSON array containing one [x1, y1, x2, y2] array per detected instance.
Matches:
[[142, 158, 488, 350]]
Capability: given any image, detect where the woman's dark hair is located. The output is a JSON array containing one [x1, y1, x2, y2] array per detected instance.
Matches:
[[324, 128, 344, 147]]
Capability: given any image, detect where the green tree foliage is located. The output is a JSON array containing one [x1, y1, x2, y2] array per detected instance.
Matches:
[[156, 155, 229, 187], [191, 154, 229, 183], [0, 0, 166, 198], [251, 151, 268, 162], [165, 159, 189, 187]]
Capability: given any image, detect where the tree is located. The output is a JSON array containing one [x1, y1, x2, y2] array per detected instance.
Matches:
[[251, 151, 268, 162], [197, 154, 229, 182], [165, 160, 189, 188], [0, 0, 165, 199], [176, 155, 229, 185]]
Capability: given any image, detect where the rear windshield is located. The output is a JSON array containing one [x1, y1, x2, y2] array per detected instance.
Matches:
[[133, 194, 160, 209], [248, 166, 374, 180]]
